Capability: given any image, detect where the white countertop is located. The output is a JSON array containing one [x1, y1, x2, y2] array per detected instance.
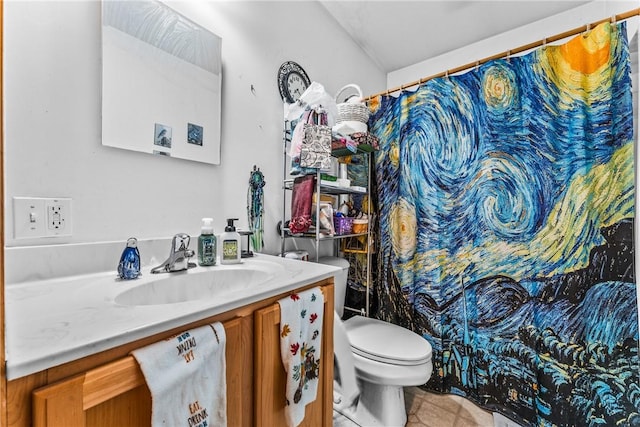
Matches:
[[5, 253, 339, 380]]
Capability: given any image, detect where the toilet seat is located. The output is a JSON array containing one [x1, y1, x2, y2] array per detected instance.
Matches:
[[351, 351, 433, 386], [344, 316, 432, 366]]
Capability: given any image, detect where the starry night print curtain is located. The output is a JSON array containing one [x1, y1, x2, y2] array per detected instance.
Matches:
[[368, 22, 638, 426]]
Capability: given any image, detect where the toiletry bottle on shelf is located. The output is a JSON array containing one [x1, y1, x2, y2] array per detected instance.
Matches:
[[198, 218, 217, 266], [220, 218, 241, 264], [118, 237, 141, 280]]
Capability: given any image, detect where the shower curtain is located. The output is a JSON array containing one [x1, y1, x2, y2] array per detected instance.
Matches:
[[369, 22, 638, 426]]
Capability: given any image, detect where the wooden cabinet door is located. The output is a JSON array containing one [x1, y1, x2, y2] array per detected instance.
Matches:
[[32, 317, 245, 427], [254, 284, 334, 427]]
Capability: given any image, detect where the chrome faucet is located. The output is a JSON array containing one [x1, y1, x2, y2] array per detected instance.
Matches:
[[151, 233, 196, 274]]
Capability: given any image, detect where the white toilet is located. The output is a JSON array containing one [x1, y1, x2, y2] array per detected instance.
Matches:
[[319, 257, 433, 427]]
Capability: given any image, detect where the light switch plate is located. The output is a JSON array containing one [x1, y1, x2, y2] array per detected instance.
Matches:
[[13, 197, 72, 239], [13, 197, 46, 239]]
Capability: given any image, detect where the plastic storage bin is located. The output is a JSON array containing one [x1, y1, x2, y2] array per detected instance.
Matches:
[[333, 216, 354, 235]]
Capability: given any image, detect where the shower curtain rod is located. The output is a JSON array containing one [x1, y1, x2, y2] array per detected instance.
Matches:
[[364, 7, 640, 102]]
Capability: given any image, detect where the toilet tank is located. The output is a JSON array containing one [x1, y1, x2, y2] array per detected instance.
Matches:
[[317, 257, 350, 317]]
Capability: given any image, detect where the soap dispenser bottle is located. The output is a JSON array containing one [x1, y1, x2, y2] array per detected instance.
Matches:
[[118, 237, 141, 280], [198, 218, 217, 266], [220, 218, 241, 264]]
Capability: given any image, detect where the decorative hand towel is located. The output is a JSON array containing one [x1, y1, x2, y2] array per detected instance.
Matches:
[[131, 322, 227, 427], [278, 287, 325, 427]]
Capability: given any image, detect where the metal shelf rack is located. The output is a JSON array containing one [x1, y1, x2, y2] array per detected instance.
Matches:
[[280, 120, 373, 316]]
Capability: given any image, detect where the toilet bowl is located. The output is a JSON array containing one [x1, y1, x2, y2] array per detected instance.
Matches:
[[318, 257, 433, 427]]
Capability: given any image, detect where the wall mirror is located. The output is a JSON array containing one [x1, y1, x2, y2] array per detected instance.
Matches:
[[101, 0, 222, 164]]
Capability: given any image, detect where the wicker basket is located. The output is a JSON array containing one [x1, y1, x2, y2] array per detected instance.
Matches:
[[335, 84, 370, 125]]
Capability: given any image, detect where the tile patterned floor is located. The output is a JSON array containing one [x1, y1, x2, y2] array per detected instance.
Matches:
[[333, 386, 494, 427], [404, 387, 494, 427]]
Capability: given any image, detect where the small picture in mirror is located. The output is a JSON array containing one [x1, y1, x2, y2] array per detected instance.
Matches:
[[187, 123, 204, 146], [154, 124, 172, 148]]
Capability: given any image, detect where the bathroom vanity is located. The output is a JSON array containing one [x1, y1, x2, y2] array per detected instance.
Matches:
[[4, 254, 336, 427]]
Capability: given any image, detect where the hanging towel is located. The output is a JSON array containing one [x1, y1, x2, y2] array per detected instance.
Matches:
[[278, 287, 324, 427], [131, 322, 227, 427]]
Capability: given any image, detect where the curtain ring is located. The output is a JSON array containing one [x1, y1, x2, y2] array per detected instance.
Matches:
[[506, 50, 511, 62], [542, 37, 547, 48], [445, 70, 449, 79], [611, 14, 617, 24], [475, 60, 480, 71]]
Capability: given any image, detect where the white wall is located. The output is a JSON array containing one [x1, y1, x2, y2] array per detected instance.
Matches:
[[3, 0, 386, 257], [388, 1, 638, 89]]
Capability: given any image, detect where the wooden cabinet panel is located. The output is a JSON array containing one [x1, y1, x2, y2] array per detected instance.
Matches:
[[32, 317, 244, 427], [254, 284, 334, 427], [86, 386, 150, 427], [7, 372, 47, 427], [10, 278, 332, 427]]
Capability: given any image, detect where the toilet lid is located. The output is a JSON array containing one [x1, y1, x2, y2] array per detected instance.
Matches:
[[344, 316, 432, 366]]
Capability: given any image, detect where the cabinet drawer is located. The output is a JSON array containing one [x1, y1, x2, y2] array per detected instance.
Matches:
[[32, 317, 244, 427]]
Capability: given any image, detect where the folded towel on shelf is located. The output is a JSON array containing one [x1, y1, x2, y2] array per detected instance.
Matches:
[[278, 287, 325, 427], [350, 132, 380, 151], [131, 322, 227, 427]]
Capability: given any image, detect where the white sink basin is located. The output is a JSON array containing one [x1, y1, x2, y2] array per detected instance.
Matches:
[[115, 261, 284, 306], [5, 251, 342, 380]]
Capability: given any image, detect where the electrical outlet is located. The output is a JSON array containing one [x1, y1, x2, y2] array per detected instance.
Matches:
[[13, 197, 72, 239], [45, 198, 72, 236]]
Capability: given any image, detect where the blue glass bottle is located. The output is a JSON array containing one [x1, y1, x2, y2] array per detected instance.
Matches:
[[118, 237, 141, 280]]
